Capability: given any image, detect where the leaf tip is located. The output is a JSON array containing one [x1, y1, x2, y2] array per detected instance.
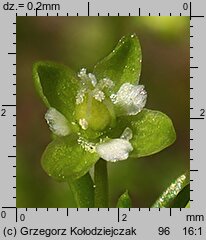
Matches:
[[116, 189, 132, 208], [32, 61, 51, 107]]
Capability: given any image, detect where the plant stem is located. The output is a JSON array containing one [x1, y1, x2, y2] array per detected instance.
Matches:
[[94, 158, 109, 208], [69, 173, 94, 208]]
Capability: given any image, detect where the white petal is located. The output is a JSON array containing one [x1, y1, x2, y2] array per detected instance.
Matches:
[[111, 83, 147, 116], [45, 108, 70, 136], [96, 139, 133, 162]]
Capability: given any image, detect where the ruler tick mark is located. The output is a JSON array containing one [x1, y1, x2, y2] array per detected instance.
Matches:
[[190, 117, 204, 120], [87, 2, 90, 16]]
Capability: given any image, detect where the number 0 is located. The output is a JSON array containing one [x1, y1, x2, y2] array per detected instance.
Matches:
[[20, 214, 25, 221], [183, 3, 188, 10], [1, 211, 6, 218]]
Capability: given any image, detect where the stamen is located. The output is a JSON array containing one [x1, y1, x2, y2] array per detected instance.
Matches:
[[92, 89, 105, 102], [121, 127, 133, 141], [79, 118, 88, 130], [88, 73, 97, 87]]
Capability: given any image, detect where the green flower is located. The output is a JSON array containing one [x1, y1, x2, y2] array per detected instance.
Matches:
[[33, 34, 176, 183]]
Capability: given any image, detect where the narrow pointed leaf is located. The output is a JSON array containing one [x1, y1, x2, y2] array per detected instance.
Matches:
[[93, 34, 142, 92], [116, 190, 132, 208], [41, 135, 99, 182], [33, 61, 80, 123], [170, 184, 190, 208], [94, 159, 108, 208], [109, 109, 176, 158], [152, 172, 189, 208], [69, 173, 94, 208]]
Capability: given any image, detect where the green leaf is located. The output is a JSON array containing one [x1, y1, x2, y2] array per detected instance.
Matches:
[[108, 109, 176, 158], [152, 172, 189, 208], [116, 190, 132, 208], [93, 34, 142, 93], [33, 61, 80, 124], [41, 135, 99, 182], [69, 173, 94, 208]]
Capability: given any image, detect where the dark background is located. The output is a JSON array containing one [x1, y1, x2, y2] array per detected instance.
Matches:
[[17, 17, 189, 207]]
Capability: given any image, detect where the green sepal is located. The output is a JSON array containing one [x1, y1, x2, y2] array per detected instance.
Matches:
[[41, 135, 99, 182], [116, 190, 132, 208], [69, 173, 94, 208], [108, 109, 176, 158], [33, 61, 80, 124], [93, 34, 142, 93], [152, 172, 189, 208]]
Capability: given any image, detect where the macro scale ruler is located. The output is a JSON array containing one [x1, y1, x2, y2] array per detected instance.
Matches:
[[0, 0, 206, 239]]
